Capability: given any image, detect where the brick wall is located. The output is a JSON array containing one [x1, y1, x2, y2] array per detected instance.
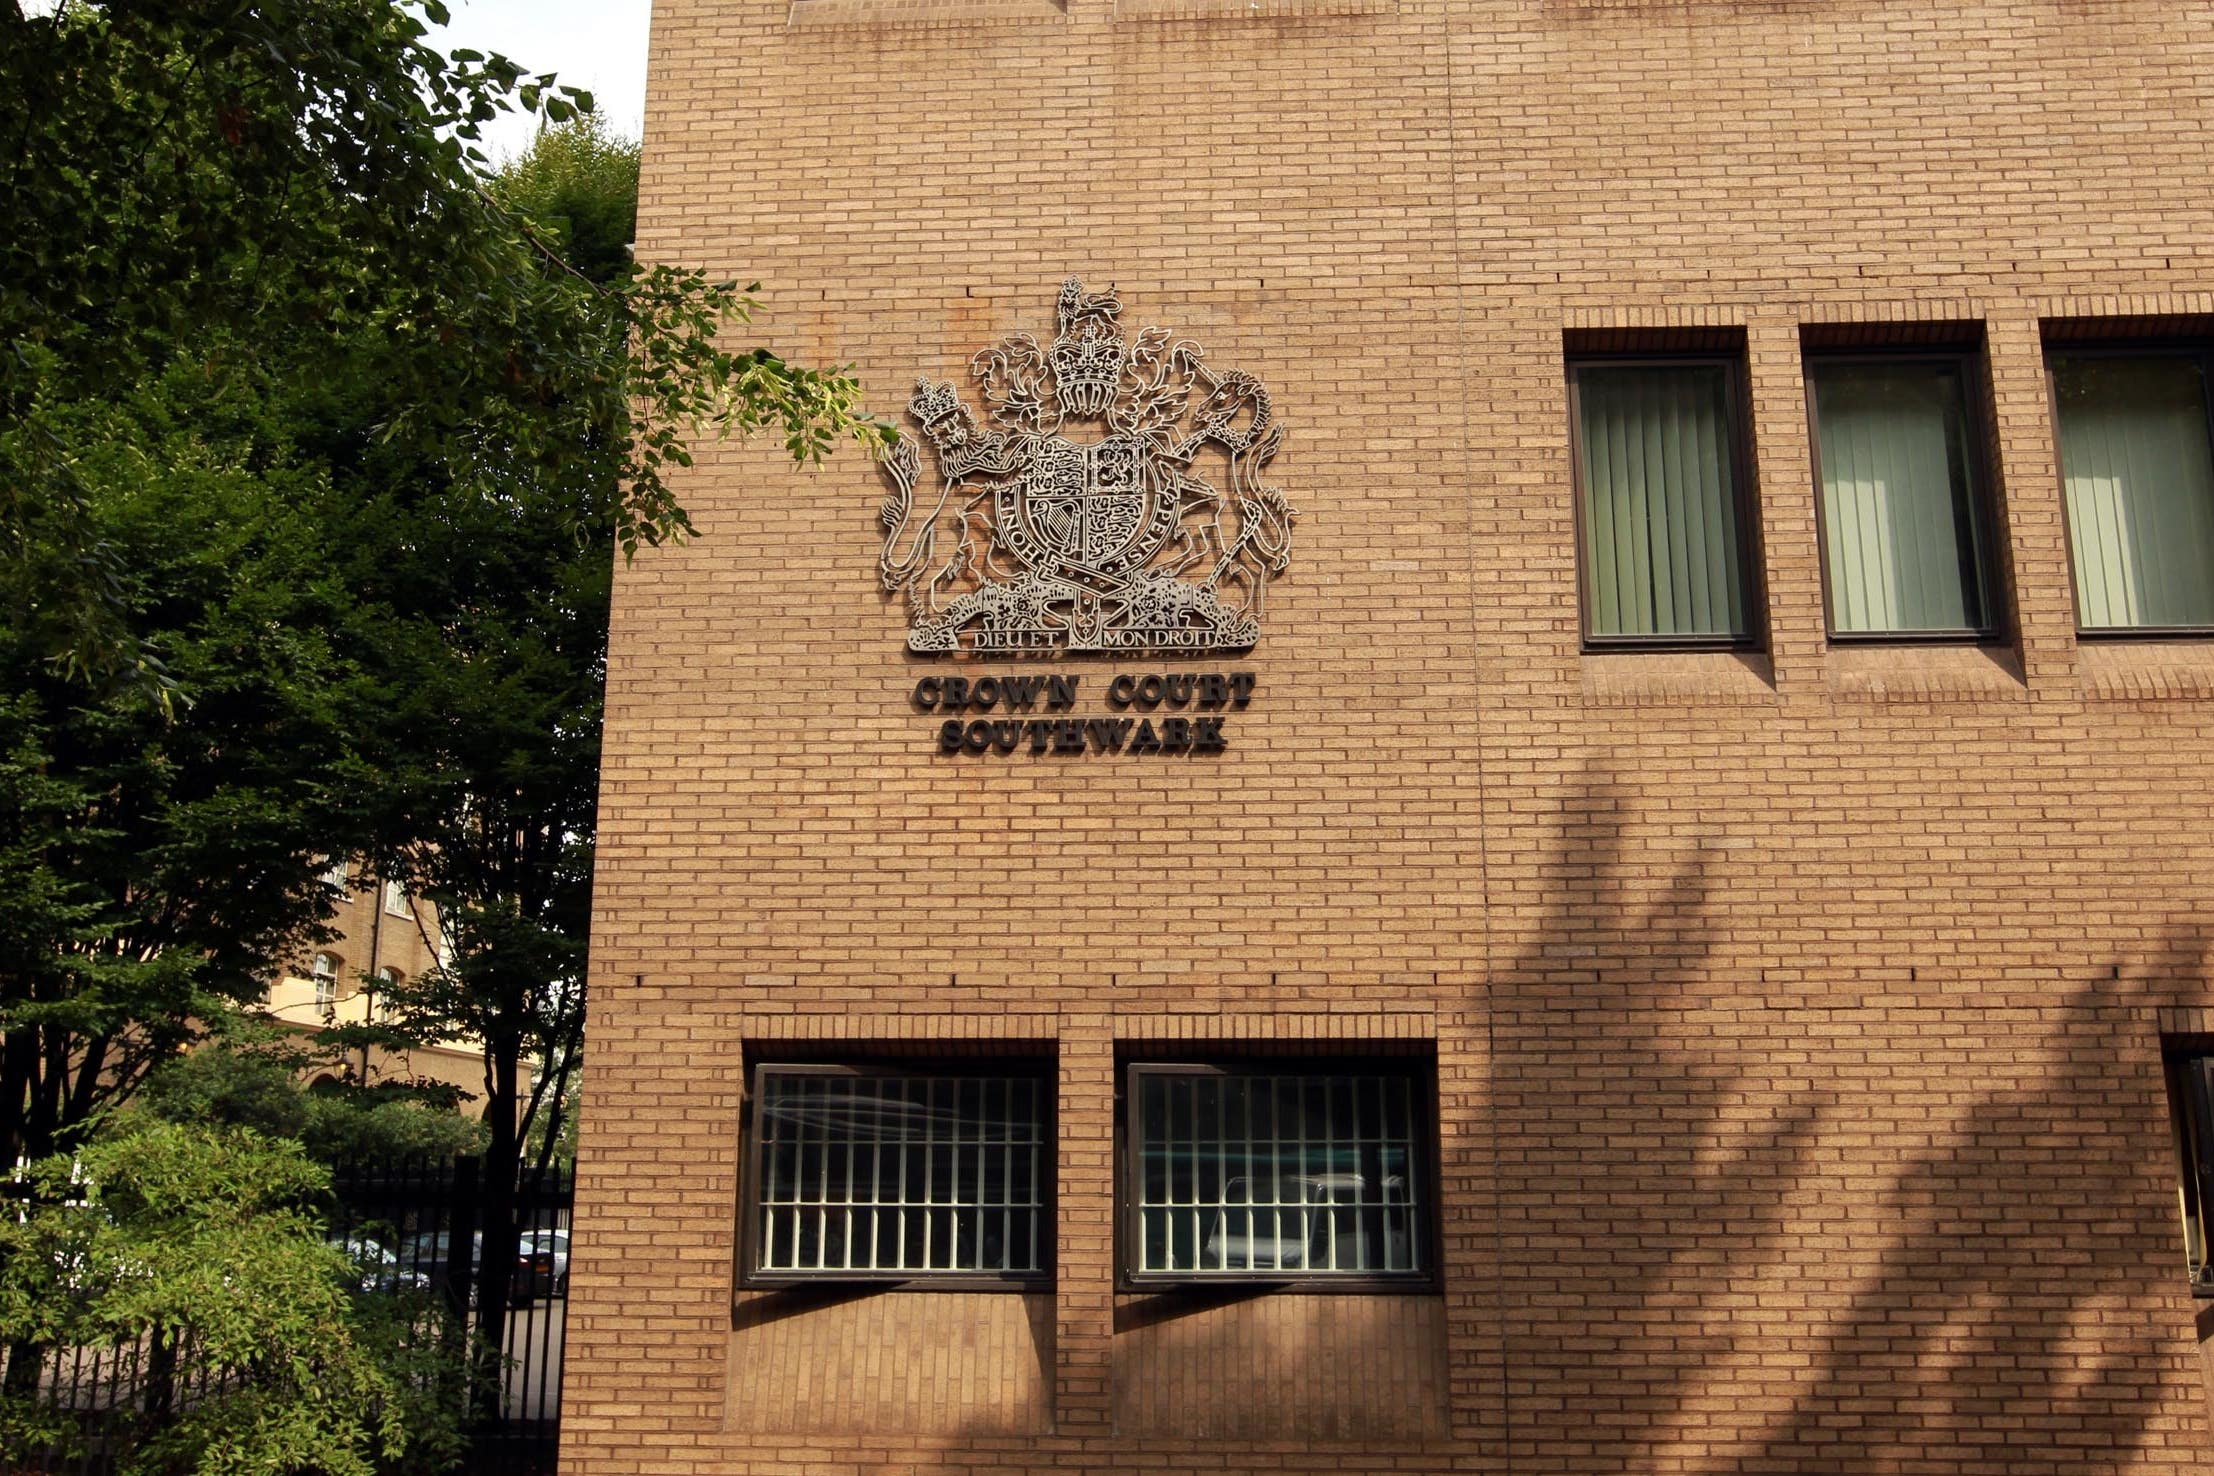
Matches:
[[562, 0, 2214, 1468]]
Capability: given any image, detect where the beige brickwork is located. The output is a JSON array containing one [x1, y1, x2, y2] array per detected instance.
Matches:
[[564, 0, 2214, 1468], [264, 872, 495, 1102]]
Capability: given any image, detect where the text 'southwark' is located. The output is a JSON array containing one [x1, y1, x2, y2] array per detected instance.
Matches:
[[910, 671, 1257, 757]]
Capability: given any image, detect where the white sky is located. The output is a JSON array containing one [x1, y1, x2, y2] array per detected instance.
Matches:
[[425, 0, 655, 164]]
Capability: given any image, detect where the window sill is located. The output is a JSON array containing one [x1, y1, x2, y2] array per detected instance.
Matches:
[[1112, 0, 1392, 19], [1824, 643, 2026, 704], [786, 0, 1063, 27], [1580, 648, 1776, 707], [742, 1273, 1050, 1294], [1118, 1274, 1437, 1300], [2076, 639, 2214, 701]]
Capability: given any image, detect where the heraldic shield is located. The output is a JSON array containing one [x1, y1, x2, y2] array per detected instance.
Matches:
[[876, 279, 1294, 655]]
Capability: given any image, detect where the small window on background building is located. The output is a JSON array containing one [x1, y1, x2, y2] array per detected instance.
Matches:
[[311, 952, 339, 1014], [372, 966, 400, 1021], [1570, 356, 1759, 646], [322, 859, 349, 891], [1808, 355, 2000, 638], [1123, 1060, 1432, 1285], [382, 880, 409, 917], [2165, 1044, 2214, 1294], [2051, 351, 2214, 632], [745, 1063, 1050, 1283]]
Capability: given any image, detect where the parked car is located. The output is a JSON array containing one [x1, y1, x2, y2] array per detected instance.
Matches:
[[400, 1228, 563, 1305], [398, 1229, 482, 1302], [327, 1233, 429, 1294], [520, 1228, 570, 1298]]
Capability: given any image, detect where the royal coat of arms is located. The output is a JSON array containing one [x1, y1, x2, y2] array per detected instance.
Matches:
[[877, 279, 1294, 654]]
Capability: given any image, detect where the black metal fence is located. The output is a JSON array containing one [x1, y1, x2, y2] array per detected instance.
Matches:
[[5, 1154, 572, 1476]]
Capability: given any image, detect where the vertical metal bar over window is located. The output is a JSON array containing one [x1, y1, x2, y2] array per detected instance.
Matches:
[[1122, 1060, 1435, 1288], [744, 1062, 1050, 1287]]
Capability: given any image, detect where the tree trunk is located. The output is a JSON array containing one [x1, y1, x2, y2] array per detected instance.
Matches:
[[469, 1046, 523, 1429]]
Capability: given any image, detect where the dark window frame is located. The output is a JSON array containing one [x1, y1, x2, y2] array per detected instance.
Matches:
[[2163, 1040, 2214, 1297], [1116, 1055, 1442, 1295], [1802, 345, 2009, 646], [738, 1058, 1056, 1292], [2045, 340, 2214, 640], [1567, 351, 1768, 654]]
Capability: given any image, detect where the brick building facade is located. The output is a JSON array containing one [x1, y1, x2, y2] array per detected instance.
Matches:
[[262, 867, 493, 1102], [561, 0, 2214, 1468]]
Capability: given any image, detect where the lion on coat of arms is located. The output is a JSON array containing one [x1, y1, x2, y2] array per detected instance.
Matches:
[[877, 278, 1294, 655]]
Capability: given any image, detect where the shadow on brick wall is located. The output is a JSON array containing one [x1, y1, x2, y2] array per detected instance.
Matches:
[[857, 758, 2199, 1472], [1487, 758, 2192, 1473]]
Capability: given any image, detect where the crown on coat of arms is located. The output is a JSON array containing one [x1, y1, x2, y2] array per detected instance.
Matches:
[[1046, 278, 1125, 417], [908, 376, 965, 431]]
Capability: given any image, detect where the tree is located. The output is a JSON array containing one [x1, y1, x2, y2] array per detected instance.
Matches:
[[141, 1040, 489, 1165], [340, 116, 662, 1390], [2, 7, 883, 1439], [3, 1, 874, 692], [0, 357, 379, 1174], [0, 1, 880, 1167], [0, 1115, 464, 1475]]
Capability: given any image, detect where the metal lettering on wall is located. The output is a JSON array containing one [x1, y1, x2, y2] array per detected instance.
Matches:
[[877, 279, 1295, 656], [913, 670, 1256, 757]]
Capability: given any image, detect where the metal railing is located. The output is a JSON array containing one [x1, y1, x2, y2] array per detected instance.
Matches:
[[3, 1153, 572, 1475]]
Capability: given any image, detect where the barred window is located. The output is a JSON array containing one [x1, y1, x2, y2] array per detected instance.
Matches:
[[746, 1064, 1049, 1284], [1124, 1062, 1432, 1284], [2164, 1044, 2214, 1293]]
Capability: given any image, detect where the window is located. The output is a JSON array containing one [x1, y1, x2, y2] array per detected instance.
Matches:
[[311, 952, 339, 1014], [1807, 353, 2001, 638], [371, 967, 400, 1022], [321, 859, 349, 892], [1570, 354, 1759, 646], [2166, 1044, 2214, 1294], [1122, 1060, 1433, 1285], [744, 1063, 1050, 1285], [382, 879, 409, 917], [2051, 349, 2214, 632]]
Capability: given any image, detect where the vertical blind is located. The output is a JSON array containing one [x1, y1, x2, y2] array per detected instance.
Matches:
[[754, 1070, 1045, 1277], [1809, 360, 1993, 634], [1575, 363, 1751, 640], [1133, 1069, 1424, 1277], [2054, 355, 2214, 629]]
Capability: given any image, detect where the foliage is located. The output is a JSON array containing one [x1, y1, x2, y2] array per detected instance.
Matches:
[[141, 1044, 488, 1164], [139, 1046, 311, 1144], [304, 1089, 488, 1166], [0, 1116, 462, 1475], [0, 357, 376, 1169], [0, 0, 882, 1167], [1, 2, 883, 1451], [340, 117, 641, 1378], [1, 0, 881, 694], [491, 114, 641, 286]]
